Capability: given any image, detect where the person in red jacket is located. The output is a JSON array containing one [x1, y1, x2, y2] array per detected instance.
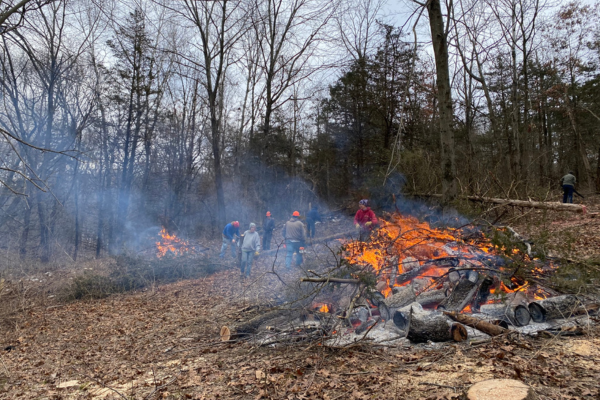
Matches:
[[354, 199, 378, 241]]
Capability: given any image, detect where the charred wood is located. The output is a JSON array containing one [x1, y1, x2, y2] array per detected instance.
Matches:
[[438, 273, 481, 312]]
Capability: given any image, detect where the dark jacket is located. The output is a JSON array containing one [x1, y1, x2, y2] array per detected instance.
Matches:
[[282, 217, 305, 241], [263, 217, 275, 232], [306, 207, 321, 223], [354, 208, 378, 230], [222, 223, 240, 240]]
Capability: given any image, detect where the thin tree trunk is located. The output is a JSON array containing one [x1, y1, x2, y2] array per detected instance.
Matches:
[[427, 0, 456, 202]]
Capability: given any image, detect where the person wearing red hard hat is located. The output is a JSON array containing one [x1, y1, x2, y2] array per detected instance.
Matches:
[[219, 221, 240, 258], [262, 211, 275, 251], [282, 211, 305, 269], [354, 199, 378, 241]]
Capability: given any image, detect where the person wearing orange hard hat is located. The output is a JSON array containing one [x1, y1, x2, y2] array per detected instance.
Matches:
[[282, 211, 305, 269], [262, 211, 275, 250], [219, 221, 240, 258]]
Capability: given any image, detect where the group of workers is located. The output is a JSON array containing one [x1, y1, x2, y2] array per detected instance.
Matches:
[[218, 199, 379, 278]]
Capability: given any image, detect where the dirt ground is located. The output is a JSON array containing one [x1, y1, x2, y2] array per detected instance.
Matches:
[[1, 199, 599, 400]]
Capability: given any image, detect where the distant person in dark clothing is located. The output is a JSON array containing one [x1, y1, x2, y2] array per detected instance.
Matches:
[[219, 221, 240, 258], [262, 211, 275, 250], [306, 206, 322, 238], [560, 172, 576, 204]]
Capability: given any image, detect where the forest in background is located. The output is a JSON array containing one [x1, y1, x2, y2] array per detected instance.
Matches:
[[0, 0, 599, 262]]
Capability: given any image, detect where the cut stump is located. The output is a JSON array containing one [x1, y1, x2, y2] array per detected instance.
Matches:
[[467, 379, 537, 400]]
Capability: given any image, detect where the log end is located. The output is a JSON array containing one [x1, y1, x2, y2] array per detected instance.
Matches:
[[220, 326, 231, 342], [528, 303, 546, 323], [467, 379, 537, 400], [451, 323, 468, 342], [513, 305, 531, 326]]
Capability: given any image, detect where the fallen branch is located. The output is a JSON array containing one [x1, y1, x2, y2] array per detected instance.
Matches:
[[443, 311, 508, 336], [414, 194, 587, 214], [300, 277, 360, 284]]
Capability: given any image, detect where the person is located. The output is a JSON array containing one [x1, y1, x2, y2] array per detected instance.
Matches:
[[560, 171, 576, 204], [354, 199, 378, 241], [282, 211, 305, 269], [262, 211, 275, 250], [240, 223, 261, 278], [306, 205, 322, 238], [219, 221, 240, 258]]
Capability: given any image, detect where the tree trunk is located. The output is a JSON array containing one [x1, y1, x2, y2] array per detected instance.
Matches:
[[427, 0, 456, 202]]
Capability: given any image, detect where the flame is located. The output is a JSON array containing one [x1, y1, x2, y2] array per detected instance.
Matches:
[[343, 212, 546, 310], [156, 228, 193, 258], [319, 304, 329, 313]]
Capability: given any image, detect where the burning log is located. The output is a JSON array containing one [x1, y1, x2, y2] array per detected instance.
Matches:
[[528, 295, 581, 322], [406, 309, 468, 343], [443, 311, 509, 337], [438, 271, 481, 312], [415, 288, 448, 308], [384, 285, 416, 308], [394, 258, 459, 286], [471, 276, 494, 311]]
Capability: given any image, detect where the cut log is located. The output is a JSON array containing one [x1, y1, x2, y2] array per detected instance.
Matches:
[[406, 309, 468, 343], [480, 303, 530, 327], [528, 295, 581, 322], [392, 302, 423, 330], [467, 379, 538, 400], [383, 285, 416, 308], [443, 311, 508, 336], [471, 276, 494, 311], [229, 308, 303, 337], [394, 257, 458, 286], [220, 326, 231, 342], [415, 288, 448, 308], [416, 194, 587, 214], [438, 274, 481, 311]]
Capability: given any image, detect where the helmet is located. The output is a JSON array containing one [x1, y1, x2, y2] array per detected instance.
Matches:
[[232, 221, 239, 227], [292, 211, 300, 217], [359, 199, 369, 207], [266, 211, 271, 217]]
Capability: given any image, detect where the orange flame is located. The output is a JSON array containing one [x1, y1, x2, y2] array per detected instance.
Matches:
[[156, 228, 193, 258], [319, 304, 329, 313], [343, 212, 544, 309]]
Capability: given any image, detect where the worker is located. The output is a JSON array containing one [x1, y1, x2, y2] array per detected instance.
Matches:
[[560, 171, 576, 204], [262, 211, 275, 250], [282, 211, 305, 269], [354, 199, 378, 241], [219, 221, 240, 258], [306, 205, 321, 239], [240, 223, 261, 278]]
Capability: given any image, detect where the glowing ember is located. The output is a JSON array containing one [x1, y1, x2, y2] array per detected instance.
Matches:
[[156, 228, 193, 258]]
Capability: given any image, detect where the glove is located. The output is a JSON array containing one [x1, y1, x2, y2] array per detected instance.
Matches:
[[365, 221, 372, 227], [255, 251, 260, 256], [232, 239, 236, 243], [355, 224, 360, 230]]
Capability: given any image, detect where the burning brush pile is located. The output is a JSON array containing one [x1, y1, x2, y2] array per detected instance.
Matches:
[[223, 212, 597, 347]]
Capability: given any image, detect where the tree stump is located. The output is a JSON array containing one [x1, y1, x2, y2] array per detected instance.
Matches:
[[467, 379, 537, 400]]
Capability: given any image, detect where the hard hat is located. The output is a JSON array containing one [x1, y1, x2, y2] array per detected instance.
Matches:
[[232, 221, 239, 227], [293, 211, 300, 217], [266, 211, 271, 217]]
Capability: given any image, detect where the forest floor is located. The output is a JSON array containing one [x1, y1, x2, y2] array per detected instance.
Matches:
[[0, 196, 599, 399]]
